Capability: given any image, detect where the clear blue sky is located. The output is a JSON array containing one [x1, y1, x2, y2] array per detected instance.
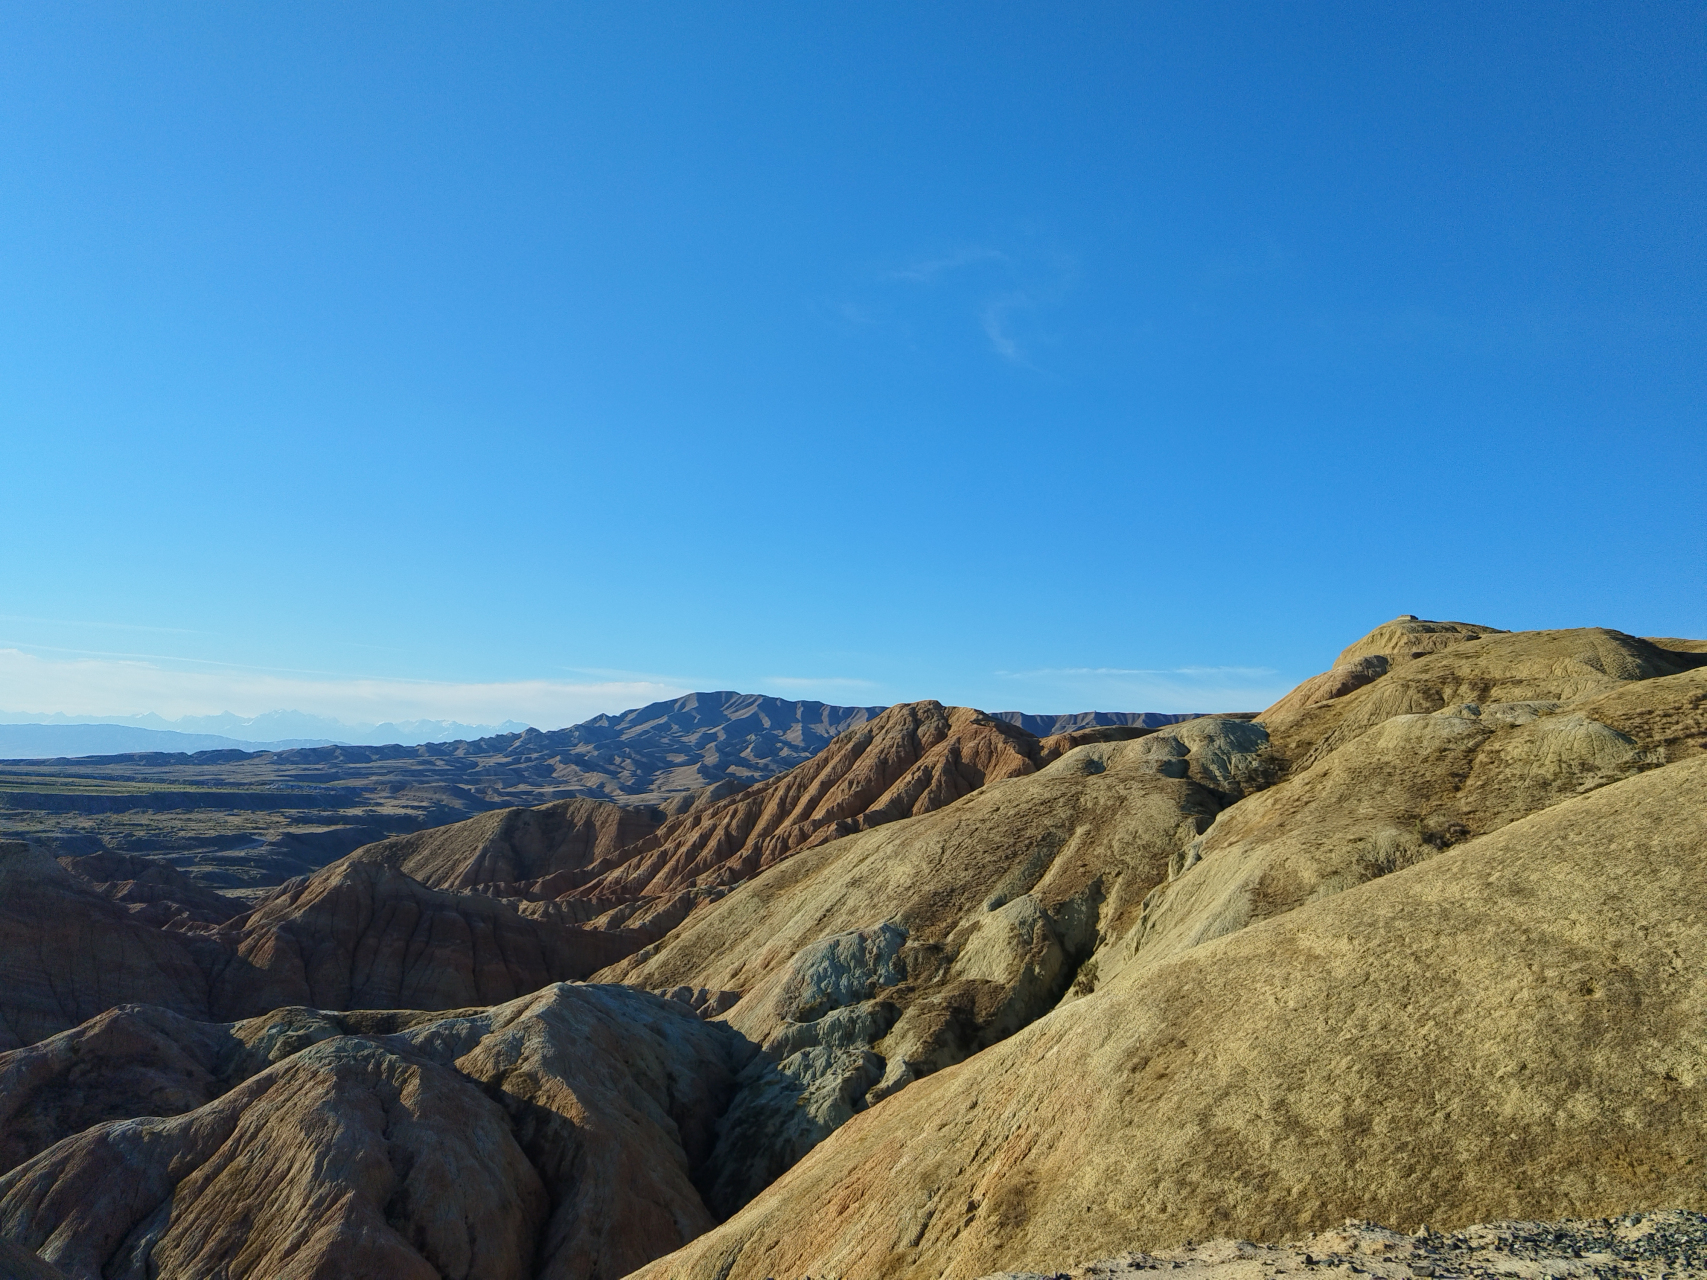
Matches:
[[2, 2, 1703, 727]]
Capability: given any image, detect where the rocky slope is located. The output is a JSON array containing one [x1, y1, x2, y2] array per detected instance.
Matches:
[[347, 795, 671, 892], [978, 1212, 1707, 1280], [630, 621, 1707, 1279], [0, 985, 754, 1280], [989, 711, 1194, 737], [0, 703, 1171, 1053], [0, 838, 644, 1048], [4, 616, 1706, 1280], [548, 702, 1049, 919], [597, 713, 1263, 1213]]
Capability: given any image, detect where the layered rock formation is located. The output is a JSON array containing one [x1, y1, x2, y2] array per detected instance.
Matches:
[[347, 795, 669, 892], [635, 753, 1707, 1280], [0, 839, 646, 1047], [599, 713, 1270, 1211], [0, 841, 223, 1050], [989, 710, 1195, 737], [0, 985, 754, 1280], [6, 616, 1707, 1280], [556, 701, 1046, 903], [1128, 626, 1707, 973], [53, 850, 246, 927], [208, 859, 644, 1016]]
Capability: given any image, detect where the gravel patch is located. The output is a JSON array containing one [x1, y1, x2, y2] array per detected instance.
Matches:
[[977, 1210, 1707, 1280]]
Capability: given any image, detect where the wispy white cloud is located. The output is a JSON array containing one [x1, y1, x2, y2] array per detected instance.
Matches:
[[872, 237, 1076, 365], [0, 648, 690, 730], [979, 293, 1031, 364], [884, 246, 1009, 282]]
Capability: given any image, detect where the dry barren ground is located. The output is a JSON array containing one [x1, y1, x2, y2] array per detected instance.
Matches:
[[981, 1213, 1707, 1280]]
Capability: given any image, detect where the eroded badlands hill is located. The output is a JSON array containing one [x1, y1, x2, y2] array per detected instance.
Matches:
[[2, 616, 1705, 1280], [629, 619, 1707, 1279], [0, 986, 753, 1279], [0, 702, 1139, 1050]]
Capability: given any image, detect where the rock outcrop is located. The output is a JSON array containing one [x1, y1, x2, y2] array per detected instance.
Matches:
[[54, 849, 246, 927], [1259, 622, 1700, 772], [0, 839, 650, 1046], [599, 714, 1268, 1210], [208, 859, 644, 1018], [633, 753, 1707, 1280], [0, 984, 755, 1280], [548, 702, 1047, 906], [0, 842, 222, 1051], [1129, 627, 1707, 971]]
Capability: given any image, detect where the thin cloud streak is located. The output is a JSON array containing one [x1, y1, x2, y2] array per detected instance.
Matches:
[[980, 295, 1026, 362], [884, 246, 1009, 282], [877, 237, 1077, 365]]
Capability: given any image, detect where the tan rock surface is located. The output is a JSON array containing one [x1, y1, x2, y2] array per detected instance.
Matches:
[[631, 754, 1707, 1280], [598, 716, 1267, 1211], [1130, 629, 1707, 971], [209, 858, 644, 1018], [0, 984, 754, 1280], [1256, 616, 1502, 723], [1261, 626, 1700, 773], [346, 795, 667, 892]]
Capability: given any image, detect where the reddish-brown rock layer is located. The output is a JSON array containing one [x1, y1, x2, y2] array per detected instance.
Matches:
[[540, 701, 1043, 907]]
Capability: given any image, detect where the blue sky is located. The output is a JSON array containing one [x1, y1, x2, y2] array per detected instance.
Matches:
[[2, 2, 1703, 728]]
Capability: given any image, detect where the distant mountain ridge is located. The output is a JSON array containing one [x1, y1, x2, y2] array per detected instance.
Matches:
[[0, 692, 892, 893], [988, 709, 1195, 736], [0, 692, 1193, 897], [250, 692, 891, 800]]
